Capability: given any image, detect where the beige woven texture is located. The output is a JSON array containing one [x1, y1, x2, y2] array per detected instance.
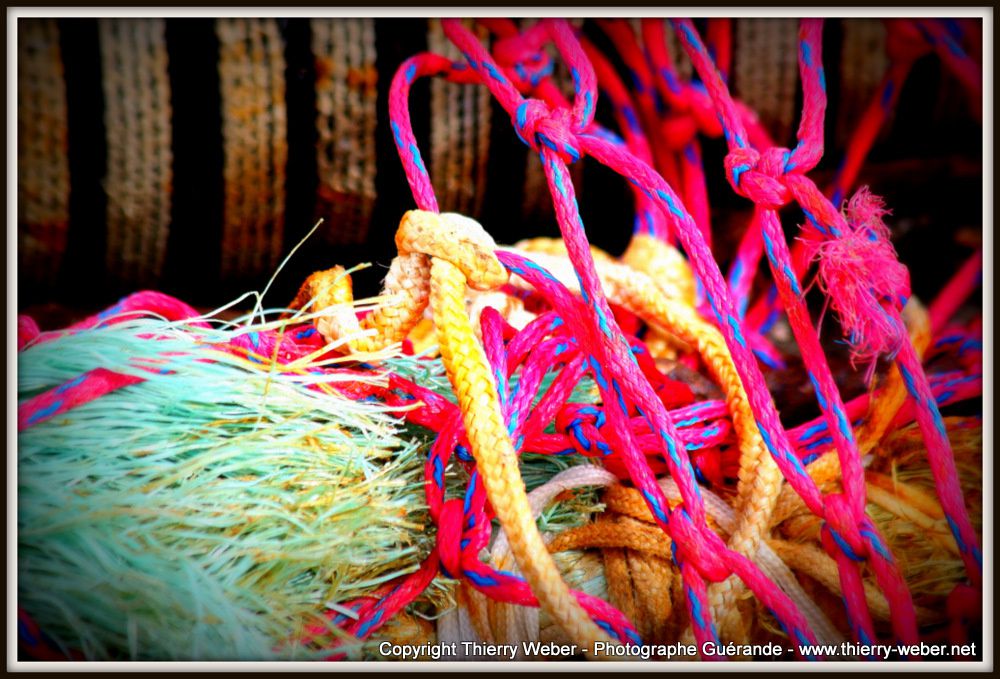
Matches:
[[429, 19, 493, 218], [217, 17, 287, 280], [734, 18, 798, 145], [312, 18, 378, 245], [100, 18, 173, 287], [17, 18, 70, 287]]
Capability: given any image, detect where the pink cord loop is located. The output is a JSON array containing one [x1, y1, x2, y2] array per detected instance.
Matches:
[[493, 30, 554, 89], [514, 98, 582, 164], [724, 146, 796, 210]]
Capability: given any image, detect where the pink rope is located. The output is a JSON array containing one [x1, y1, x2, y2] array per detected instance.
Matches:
[[435, 17, 820, 657]]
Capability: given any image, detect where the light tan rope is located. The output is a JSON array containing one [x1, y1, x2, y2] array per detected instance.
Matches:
[[734, 18, 798, 144], [99, 18, 172, 288], [217, 18, 287, 280], [428, 19, 493, 218]]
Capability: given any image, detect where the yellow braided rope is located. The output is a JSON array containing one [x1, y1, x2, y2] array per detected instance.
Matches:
[[310, 210, 615, 657], [506, 239, 959, 647], [303, 213, 964, 652]]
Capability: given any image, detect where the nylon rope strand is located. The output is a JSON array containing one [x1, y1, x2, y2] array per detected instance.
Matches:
[[572, 28, 797, 625], [671, 18, 921, 650], [452, 14, 976, 652], [292, 222, 643, 657], [745, 18, 983, 341], [637, 17, 785, 368], [379, 41, 642, 655], [506, 239, 788, 645]]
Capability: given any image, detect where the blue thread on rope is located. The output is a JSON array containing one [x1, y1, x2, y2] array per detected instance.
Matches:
[[27, 400, 63, 425], [826, 525, 864, 561]]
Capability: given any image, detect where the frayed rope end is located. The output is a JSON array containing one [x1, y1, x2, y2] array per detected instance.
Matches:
[[808, 187, 911, 365]]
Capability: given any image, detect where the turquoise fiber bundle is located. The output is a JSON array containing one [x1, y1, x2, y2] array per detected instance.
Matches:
[[18, 312, 437, 660]]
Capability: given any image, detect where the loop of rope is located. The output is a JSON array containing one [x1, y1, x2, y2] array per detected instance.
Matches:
[[671, 17, 931, 648], [747, 16, 983, 340]]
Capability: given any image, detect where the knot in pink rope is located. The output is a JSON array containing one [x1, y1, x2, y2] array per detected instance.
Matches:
[[820, 493, 867, 562], [555, 404, 610, 457], [724, 146, 796, 209], [514, 98, 581, 164]]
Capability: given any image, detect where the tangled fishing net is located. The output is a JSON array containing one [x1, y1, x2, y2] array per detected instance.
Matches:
[[17, 17, 984, 663]]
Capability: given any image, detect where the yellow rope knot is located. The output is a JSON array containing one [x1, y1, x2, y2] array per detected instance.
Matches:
[[292, 210, 508, 354], [396, 210, 509, 291]]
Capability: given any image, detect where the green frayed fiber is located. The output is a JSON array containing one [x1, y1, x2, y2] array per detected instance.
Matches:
[[19, 315, 434, 660]]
